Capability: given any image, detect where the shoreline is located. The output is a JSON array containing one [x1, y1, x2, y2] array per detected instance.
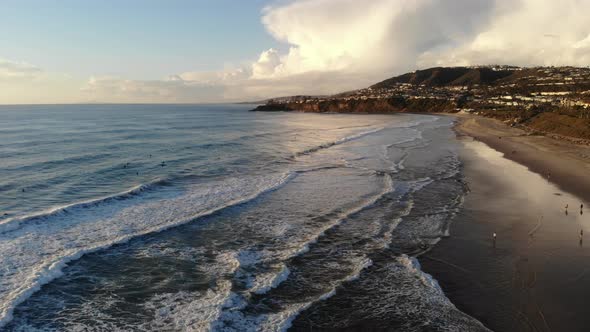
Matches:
[[453, 114, 590, 203], [422, 114, 590, 331]]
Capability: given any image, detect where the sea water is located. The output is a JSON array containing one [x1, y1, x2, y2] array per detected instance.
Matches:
[[0, 104, 488, 331]]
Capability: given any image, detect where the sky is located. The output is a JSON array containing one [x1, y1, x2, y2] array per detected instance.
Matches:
[[1, 0, 590, 104]]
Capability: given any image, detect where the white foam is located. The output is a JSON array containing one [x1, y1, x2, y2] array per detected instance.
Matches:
[[258, 257, 373, 332], [397, 255, 444, 293], [234, 173, 394, 299], [212, 257, 373, 332], [0, 178, 169, 234], [279, 173, 394, 262], [335, 127, 385, 144], [203, 174, 394, 332], [233, 250, 292, 294], [135, 250, 244, 331], [141, 280, 238, 331], [250, 264, 291, 295], [348, 254, 491, 331], [295, 127, 385, 157], [236, 249, 263, 265], [0, 172, 296, 329]]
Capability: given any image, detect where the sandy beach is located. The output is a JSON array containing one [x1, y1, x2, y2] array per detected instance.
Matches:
[[454, 114, 590, 202], [422, 115, 590, 331]]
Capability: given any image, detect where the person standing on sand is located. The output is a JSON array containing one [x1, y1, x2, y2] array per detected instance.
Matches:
[[493, 233, 497, 247]]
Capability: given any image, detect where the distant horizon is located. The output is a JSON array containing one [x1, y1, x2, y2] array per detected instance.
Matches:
[[3, 0, 590, 104]]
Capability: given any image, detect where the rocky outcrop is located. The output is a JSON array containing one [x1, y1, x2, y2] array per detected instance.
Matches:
[[250, 97, 457, 114]]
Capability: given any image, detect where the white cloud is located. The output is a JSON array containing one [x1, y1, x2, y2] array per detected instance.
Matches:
[[258, 0, 495, 78], [419, 0, 590, 67], [80, 75, 226, 103], [253, 0, 590, 87], [0, 58, 84, 104], [0, 59, 43, 80], [4, 0, 590, 104], [251, 48, 282, 78]]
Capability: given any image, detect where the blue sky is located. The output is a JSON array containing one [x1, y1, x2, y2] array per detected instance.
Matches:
[[0, 0, 589, 104], [1, 0, 278, 79]]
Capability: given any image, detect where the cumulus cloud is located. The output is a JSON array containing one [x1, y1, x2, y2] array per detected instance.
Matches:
[[258, 0, 495, 78], [252, 0, 590, 88], [418, 0, 590, 67], [251, 48, 282, 78]]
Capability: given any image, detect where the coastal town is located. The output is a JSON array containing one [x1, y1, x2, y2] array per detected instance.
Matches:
[[255, 66, 590, 142], [265, 66, 590, 112]]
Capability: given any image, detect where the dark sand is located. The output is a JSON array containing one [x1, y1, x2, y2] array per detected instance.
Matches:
[[422, 116, 590, 332]]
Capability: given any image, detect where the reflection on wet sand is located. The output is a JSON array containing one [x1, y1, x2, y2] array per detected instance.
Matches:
[[422, 138, 589, 332]]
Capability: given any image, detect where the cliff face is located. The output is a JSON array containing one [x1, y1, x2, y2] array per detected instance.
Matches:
[[251, 97, 457, 114]]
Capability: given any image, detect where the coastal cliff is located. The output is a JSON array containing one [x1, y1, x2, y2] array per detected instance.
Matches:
[[251, 97, 456, 114]]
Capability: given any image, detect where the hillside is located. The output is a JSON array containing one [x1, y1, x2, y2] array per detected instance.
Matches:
[[251, 65, 590, 143], [371, 66, 517, 88]]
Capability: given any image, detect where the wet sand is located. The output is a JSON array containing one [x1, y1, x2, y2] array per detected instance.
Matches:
[[422, 127, 590, 331], [454, 114, 590, 202]]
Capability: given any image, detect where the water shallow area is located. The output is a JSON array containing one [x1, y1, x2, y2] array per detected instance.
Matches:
[[0, 105, 486, 331]]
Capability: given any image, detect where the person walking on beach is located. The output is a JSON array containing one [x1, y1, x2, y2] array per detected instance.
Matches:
[[493, 232, 497, 247]]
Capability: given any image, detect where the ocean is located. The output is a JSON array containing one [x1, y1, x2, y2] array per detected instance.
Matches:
[[0, 104, 487, 331]]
